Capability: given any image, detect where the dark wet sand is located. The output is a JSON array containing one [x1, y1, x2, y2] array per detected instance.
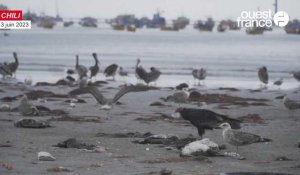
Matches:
[[0, 81, 300, 175]]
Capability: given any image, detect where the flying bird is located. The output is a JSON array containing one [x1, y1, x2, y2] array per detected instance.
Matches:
[[283, 96, 300, 110], [258, 66, 269, 88], [104, 64, 118, 80], [192, 68, 207, 85], [219, 123, 272, 153], [69, 84, 157, 110], [175, 108, 241, 138], [8, 52, 19, 78], [89, 53, 100, 80], [75, 55, 88, 79]]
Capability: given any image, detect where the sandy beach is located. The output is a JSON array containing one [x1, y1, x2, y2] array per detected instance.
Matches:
[[0, 79, 299, 175]]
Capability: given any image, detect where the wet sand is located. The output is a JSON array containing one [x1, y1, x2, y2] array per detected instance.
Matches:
[[0, 80, 300, 175]]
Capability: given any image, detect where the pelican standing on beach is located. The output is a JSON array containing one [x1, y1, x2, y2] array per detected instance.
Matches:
[[0, 62, 12, 79], [258, 66, 269, 88], [135, 58, 148, 83], [89, 53, 99, 80], [8, 52, 19, 78], [104, 64, 118, 80], [192, 68, 207, 85], [75, 55, 88, 79]]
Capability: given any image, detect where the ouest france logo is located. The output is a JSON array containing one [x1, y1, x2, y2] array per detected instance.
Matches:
[[237, 10, 289, 28]]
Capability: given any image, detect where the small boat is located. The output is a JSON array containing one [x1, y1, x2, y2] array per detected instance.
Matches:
[[194, 18, 215, 32], [63, 21, 74, 27], [284, 19, 300, 34], [112, 24, 125, 31], [246, 27, 264, 35], [126, 25, 136, 32], [160, 25, 179, 31]]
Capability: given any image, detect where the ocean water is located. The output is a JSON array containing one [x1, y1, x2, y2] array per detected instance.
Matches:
[[0, 26, 299, 89]]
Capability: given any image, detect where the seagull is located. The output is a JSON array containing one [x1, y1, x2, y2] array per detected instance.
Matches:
[[166, 89, 189, 105], [273, 78, 283, 89], [75, 55, 88, 79], [219, 123, 272, 153], [174, 108, 241, 138], [18, 95, 40, 116], [69, 84, 157, 110], [0, 62, 12, 79], [119, 67, 128, 76], [104, 64, 118, 80], [8, 52, 19, 78], [258, 66, 269, 88], [192, 68, 207, 85], [283, 96, 300, 110], [89, 53, 99, 80]]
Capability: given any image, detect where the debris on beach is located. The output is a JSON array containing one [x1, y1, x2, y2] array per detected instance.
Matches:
[[221, 172, 296, 175], [219, 87, 240, 91], [133, 134, 197, 149], [90, 162, 104, 167], [14, 118, 51, 128], [150, 101, 170, 107], [0, 104, 11, 111], [1, 96, 19, 102], [274, 156, 293, 161], [49, 115, 102, 123], [188, 91, 201, 101], [36, 105, 68, 116], [223, 152, 245, 160], [181, 138, 221, 157], [189, 93, 268, 106], [1, 161, 13, 170], [38, 151, 56, 161], [96, 131, 152, 138], [0, 141, 12, 147], [176, 83, 188, 90], [47, 166, 73, 172], [160, 168, 173, 175], [64, 98, 86, 103], [54, 138, 96, 150], [237, 114, 265, 124], [25, 90, 68, 100]]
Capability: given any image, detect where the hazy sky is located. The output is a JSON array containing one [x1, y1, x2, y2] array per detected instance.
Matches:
[[1, 0, 299, 20]]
